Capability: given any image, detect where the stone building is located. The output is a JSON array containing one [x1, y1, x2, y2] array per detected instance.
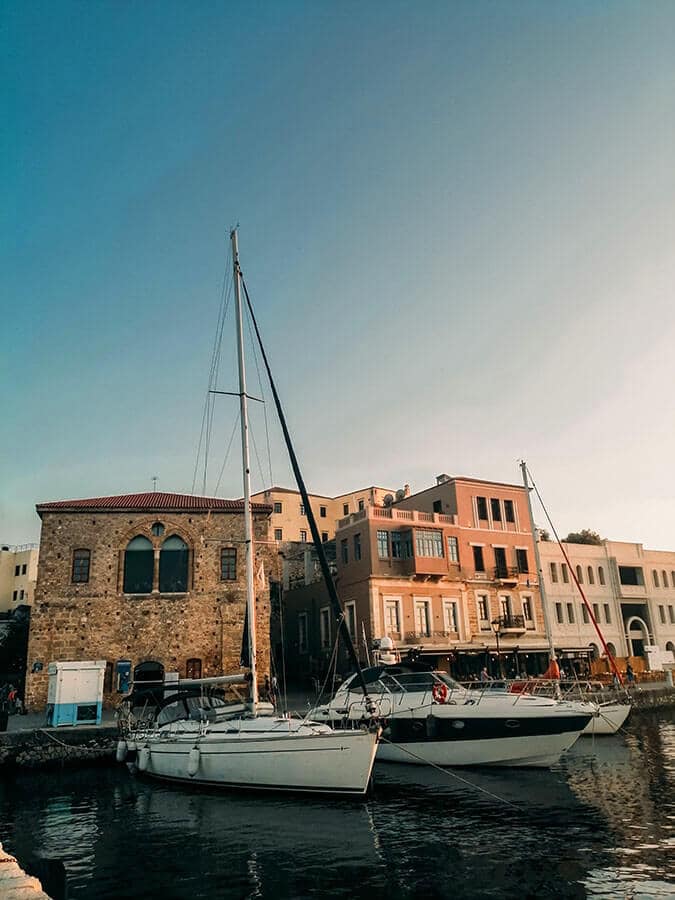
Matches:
[[0, 543, 39, 612], [25, 492, 274, 711]]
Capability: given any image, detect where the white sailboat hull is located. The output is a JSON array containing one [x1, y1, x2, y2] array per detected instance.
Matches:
[[581, 702, 631, 735], [135, 724, 379, 795], [313, 687, 593, 768]]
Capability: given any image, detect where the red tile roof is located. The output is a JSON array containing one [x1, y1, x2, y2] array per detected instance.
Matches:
[[36, 492, 272, 516]]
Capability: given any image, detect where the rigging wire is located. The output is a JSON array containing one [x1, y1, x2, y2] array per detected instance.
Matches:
[[379, 738, 521, 810], [191, 245, 234, 495], [238, 271, 373, 703], [245, 302, 274, 488], [203, 274, 233, 494], [248, 420, 268, 493], [213, 413, 241, 496], [524, 463, 625, 687]]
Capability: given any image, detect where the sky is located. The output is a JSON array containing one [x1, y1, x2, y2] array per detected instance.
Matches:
[[3, 1, 675, 548]]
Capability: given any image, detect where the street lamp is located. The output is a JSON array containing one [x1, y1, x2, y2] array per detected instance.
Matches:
[[491, 617, 504, 678]]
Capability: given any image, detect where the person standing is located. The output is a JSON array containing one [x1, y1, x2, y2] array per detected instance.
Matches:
[[626, 662, 635, 686], [480, 666, 490, 684]]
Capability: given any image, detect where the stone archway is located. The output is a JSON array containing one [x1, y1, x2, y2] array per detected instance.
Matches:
[[132, 660, 165, 706], [625, 616, 650, 657]]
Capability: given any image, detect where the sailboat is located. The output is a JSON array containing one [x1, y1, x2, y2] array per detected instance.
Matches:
[[519, 462, 631, 737], [117, 230, 380, 795]]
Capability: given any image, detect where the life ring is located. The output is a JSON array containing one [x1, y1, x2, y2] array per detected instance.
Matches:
[[432, 682, 449, 704]]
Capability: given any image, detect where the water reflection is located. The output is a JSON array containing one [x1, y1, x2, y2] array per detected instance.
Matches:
[[0, 709, 672, 899]]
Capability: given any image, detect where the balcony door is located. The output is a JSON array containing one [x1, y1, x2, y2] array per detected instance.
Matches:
[[384, 598, 401, 637], [414, 600, 431, 637], [494, 547, 508, 579]]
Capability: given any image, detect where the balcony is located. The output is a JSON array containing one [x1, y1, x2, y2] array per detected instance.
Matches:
[[493, 566, 521, 585], [493, 614, 526, 634], [402, 630, 459, 645], [402, 554, 448, 578]]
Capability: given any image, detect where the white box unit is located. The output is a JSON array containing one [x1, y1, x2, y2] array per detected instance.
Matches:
[[46, 660, 107, 727]]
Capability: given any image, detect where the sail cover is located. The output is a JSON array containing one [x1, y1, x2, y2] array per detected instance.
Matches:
[[240, 603, 250, 668]]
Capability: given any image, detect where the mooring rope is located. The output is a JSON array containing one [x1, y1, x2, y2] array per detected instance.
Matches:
[[379, 736, 521, 809]]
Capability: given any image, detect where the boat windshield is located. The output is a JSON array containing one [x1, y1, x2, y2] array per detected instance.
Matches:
[[157, 693, 231, 726], [343, 670, 461, 695]]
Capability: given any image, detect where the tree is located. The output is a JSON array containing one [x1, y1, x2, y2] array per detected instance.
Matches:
[[537, 528, 551, 542], [563, 529, 603, 545], [0, 605, 30, 690]]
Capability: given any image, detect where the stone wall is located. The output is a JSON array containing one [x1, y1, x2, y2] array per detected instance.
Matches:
[[25, 509, 275, 710]]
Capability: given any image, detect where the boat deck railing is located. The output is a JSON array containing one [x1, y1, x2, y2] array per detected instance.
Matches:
[[461, 678, 628, 704]]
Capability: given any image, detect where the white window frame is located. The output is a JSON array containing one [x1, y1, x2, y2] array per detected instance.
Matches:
[[413, 597, 431, 637], [300, 530, 307, 542], [443, 598, 458, 634], [446, 535, 459, 563], [521, 594, 534, 627], [476, 593, 491, 630], [383, 596, 402, 637]]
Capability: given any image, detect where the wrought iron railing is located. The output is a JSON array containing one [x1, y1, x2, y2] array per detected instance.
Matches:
[[493, 565, 520, 580], [493, 614, 526, 630], [402, 630, 458, 644]]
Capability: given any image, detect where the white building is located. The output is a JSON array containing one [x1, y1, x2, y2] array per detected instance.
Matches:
[[538, 539, 675, 666], [0, 544, 39, 612]]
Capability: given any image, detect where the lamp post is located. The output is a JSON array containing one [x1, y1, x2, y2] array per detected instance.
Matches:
[[491, 617, 504, 678]]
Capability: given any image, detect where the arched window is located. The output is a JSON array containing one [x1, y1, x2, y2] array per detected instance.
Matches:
[[606, 642, 617, 657], [666, 641, 674, 653], [588, 643, 599, 660], [598, 566, 605, 585], [151, 522, 165, 537], [123, 536, 154, 594], [576, 565, 584, 584], [662, 570, 668, 588], [159, 535, 189, 593], [186, 658, 202, 679], [653, 569, 659, 588], [672, 572, 675, 588], [587, 566, 595, 585]]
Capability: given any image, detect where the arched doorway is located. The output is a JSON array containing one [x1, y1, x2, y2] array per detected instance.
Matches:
[[606, 642, 617, 657], [133, 660, 165, 705], [625, 616, 650, 657], [588, 643, 599, 660]]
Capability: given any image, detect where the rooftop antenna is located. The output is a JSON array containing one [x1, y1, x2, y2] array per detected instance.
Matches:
[[151, 476, 158, 492]]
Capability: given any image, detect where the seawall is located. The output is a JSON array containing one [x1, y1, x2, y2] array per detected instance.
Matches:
[[630, 684, 675, 710], [0, 725, 118, 770]]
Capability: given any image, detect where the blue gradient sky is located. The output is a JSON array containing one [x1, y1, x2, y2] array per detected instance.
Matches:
[[3, 1, 675, 547]]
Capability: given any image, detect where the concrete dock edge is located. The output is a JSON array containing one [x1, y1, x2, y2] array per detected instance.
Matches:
[[0, 841, 52, 899]]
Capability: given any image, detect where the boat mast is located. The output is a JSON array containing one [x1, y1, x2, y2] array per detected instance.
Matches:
[[520, 460, 556, 663], [231, 228, 258, 708]]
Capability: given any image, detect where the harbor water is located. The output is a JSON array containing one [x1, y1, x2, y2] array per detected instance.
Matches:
[[1, 709, 673, 899]]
